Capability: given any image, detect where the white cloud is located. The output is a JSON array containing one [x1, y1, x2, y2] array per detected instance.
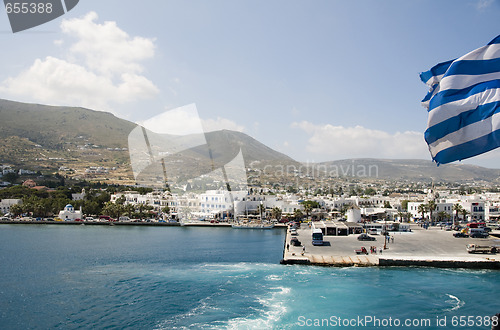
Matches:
[[1, 57, 158, 111], [291, 121, 429, 159], [0, 11, 158, 113], [477, 0, 495, 10], [61, 12, 155, 77], [202, 117, 245, 132]]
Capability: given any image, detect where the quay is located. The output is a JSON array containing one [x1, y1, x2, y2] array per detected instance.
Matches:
[[281, 224, 500, 269], [0, 219, 182, 226], [0, 219, 288, 228]]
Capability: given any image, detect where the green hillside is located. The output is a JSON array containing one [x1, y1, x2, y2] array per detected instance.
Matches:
[[0, 99, 136, 149], [1, 98, 499, 185]]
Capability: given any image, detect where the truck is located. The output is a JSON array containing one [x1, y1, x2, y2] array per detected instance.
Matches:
[[466, 244, 497, 254], [355, 247, 369, 255]]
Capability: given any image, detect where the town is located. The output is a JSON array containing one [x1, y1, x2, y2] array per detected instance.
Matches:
[[1, 162, 499, 228]]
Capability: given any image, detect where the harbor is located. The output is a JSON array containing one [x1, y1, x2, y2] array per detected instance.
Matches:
[[282, 224, 500, 269]]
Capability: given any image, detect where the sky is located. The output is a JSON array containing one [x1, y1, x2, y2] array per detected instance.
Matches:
[[1, 0, 500, 168]]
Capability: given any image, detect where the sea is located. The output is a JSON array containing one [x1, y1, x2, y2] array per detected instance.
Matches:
[[0, 225, 498, 330]]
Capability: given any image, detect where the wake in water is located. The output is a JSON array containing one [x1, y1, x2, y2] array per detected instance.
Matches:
[[224, 287, 291, 330], [444, 294, 465, 312]]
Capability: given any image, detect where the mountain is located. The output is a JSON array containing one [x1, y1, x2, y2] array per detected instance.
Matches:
[[1, 98, 499, 184], [0, 99, 298, 176], [316, 158, 500, 183], [0, 99, 135, 149]]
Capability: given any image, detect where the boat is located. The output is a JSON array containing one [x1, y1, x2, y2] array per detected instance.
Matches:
[[232, 222, 274, 229]]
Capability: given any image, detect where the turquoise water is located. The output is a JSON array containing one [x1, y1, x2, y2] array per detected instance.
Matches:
[[0, 225, 498, 329]]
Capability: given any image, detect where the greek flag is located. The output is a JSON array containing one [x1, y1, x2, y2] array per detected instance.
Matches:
[[420, 35, 500, 165]]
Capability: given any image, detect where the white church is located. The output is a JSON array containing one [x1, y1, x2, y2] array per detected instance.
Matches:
[[58, 204, 82, 221]]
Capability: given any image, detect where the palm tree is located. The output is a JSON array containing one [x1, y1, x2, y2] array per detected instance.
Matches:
[[258, 203, 266, 220], [271, 207, 282, 221], [460, 208, 470, 222], [303, 203, 312, 220], [452, 203, 463, 226], [125, 204, 136, 218], [397, 211, 406, 222], [293, 208, 303, 221], [300, 200, 318, 220], [417, 203, 428, 221], [10, 204, 23, 217], [437, 211, 450, 223], [427, 201, 437, 224]]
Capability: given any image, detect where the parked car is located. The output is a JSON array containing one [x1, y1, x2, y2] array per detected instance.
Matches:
[[358, 233, 376, 241], [290, 229, 298, 236], [453, 232, 469, 238], [470, 232, 489, 238], [290, 237, 301, 246]]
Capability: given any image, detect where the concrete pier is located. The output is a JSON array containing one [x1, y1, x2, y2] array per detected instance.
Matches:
[[281, 224, 500, 269]]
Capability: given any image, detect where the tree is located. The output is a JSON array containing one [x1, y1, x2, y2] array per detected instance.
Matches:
[[10, 204, 23, 217], [437, 211, 450, 222], [115, 195, 126, 205], [460, 208, 470, 222], [427, 200, 437, 223], [383, 201, 392, 209], [258, 203, 266, 220], [300, 200, 320, 220], [364, 187, 377, 196], [125, 204, 136, 218], [137, 203, 154, 219], [418, 203, 428, 220], [293, 208, 303, 221], [271, 207, 282, 221], [452, 203, 463, 226], [102, 201, 124, 219], [161, 206, 170, 216]]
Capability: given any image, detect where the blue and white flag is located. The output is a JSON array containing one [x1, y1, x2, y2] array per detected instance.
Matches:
[[420, 35, 500, 165]]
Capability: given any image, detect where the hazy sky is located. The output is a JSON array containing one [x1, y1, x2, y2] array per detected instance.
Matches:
[[1, 0, 500, 168]]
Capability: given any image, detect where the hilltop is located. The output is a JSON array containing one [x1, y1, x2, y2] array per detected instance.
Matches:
[[316, 158, 500, 183], [0, 98, 499, 185]]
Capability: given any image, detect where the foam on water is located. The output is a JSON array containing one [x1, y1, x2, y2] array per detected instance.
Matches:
[[224, 286, 291, 330], [1, 226, 499, 330], [444, 294, 465, 312]]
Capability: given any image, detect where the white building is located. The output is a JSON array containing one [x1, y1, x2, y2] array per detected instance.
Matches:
[[1, 165, 15, 176], [58, 204, 82, 221], [347, 206, 361, 223], [72, 188, 86, 201], [0, 199, 22, 215]]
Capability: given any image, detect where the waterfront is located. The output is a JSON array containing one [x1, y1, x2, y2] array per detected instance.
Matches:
[[0, 225, 499, 329], [284, 225, 500, 268]]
